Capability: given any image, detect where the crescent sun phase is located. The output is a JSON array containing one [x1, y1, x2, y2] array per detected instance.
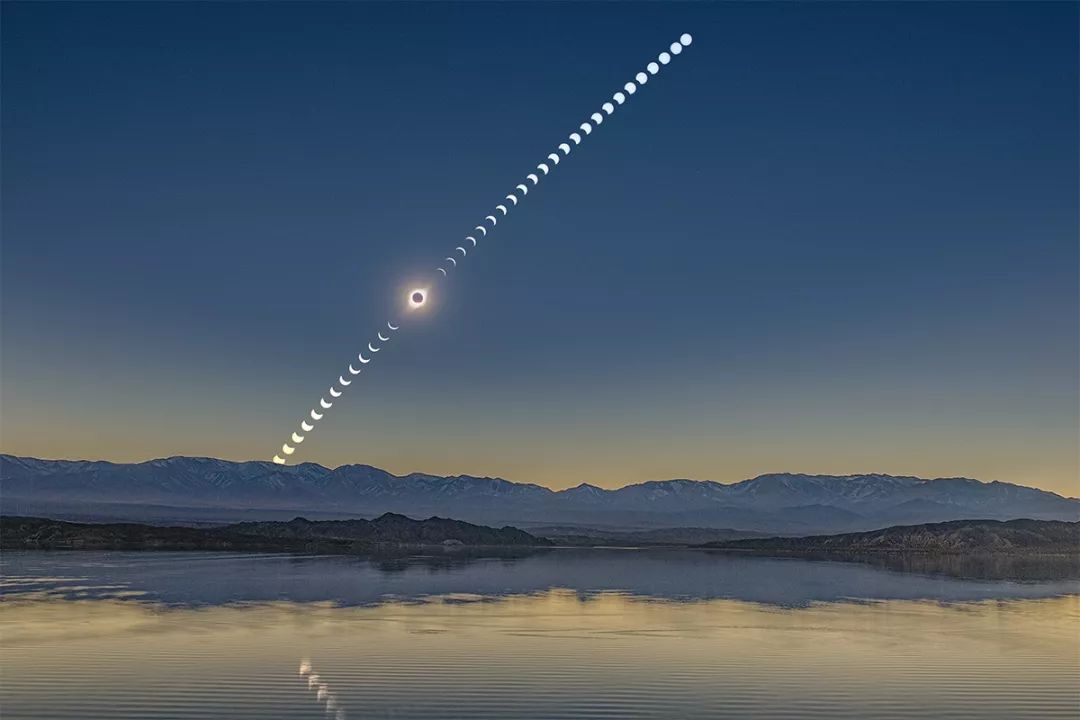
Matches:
[[271, 32, 694, 463]]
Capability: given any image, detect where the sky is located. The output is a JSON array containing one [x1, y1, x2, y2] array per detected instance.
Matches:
[[2, 2, 1077, 495]]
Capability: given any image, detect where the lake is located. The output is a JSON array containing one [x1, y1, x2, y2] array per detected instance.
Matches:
[[2, 549, 1077, 719]]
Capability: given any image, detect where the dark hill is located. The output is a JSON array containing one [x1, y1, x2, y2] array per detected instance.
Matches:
[[228, 513, 543, 546], [0, 513, 549, 553], [700, 519, 1080, 554]]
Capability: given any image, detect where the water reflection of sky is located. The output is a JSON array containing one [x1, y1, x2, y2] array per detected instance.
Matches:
[[2, 549, 1076, 608], [2, 591, 1077, 720], [2, 554, 1078, 719]]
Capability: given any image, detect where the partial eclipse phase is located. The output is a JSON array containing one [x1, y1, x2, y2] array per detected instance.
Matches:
[[272, 33, 695, 463]]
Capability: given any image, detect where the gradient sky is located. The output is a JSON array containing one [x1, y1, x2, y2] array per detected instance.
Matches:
[[2, 2, 1077, 495]]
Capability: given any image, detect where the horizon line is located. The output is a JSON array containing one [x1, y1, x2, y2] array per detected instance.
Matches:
[[3, 451, 1074, 500]]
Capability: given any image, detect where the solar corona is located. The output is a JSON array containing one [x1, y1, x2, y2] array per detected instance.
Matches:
[[272, 32, 695, 464]]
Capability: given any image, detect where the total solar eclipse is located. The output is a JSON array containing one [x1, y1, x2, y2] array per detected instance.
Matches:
[[271, 32, 693, 464]]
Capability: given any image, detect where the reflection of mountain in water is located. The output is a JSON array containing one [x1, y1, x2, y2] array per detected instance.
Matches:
[[713, 550, 1080, 583], [3, 549, 1076, 609]]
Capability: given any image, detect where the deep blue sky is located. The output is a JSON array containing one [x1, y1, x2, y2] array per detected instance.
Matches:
[[3, 2, 1077, 493]]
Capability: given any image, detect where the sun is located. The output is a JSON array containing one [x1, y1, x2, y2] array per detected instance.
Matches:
[[408, 288, 428, 309]]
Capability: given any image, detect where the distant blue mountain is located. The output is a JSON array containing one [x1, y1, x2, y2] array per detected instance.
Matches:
[[1, 454, 1076, 533]]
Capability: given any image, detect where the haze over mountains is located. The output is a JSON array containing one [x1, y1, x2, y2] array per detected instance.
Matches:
[[1, 454, 1076, 534]]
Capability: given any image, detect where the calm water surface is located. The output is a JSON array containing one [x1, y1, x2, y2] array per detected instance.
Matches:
[[2, 550, 1078, 719]]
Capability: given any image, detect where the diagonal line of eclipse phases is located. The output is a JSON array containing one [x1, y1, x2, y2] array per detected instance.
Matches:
[[272, 33, 695, 464]]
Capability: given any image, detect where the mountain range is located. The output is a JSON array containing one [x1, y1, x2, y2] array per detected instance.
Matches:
[[1, 454, 1077, 534]]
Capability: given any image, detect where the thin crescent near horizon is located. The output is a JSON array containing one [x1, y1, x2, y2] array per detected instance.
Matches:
[[273, 456, 285, 464], [437, 267, 447, 275]]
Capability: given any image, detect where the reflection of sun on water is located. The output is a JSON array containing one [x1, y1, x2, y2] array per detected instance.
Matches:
[[1, 592, 1077, 718], [300, 659, 345, 720]]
